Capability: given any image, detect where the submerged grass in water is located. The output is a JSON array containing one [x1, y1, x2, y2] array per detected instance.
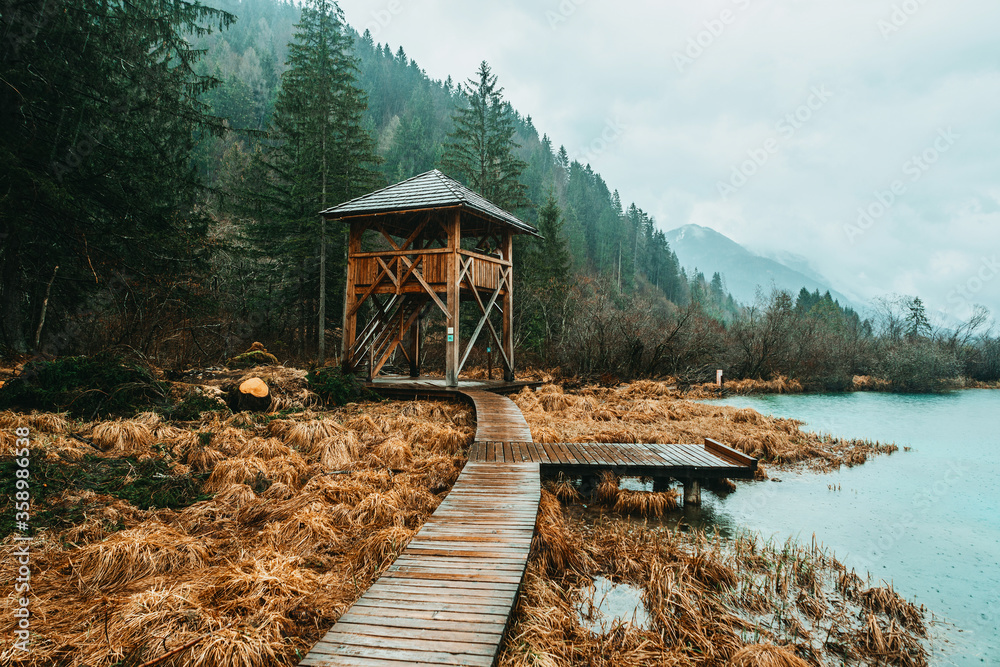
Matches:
[[502, 491, 929, 666]]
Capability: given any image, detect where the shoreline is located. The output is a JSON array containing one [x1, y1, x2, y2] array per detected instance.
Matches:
[[682, 379, 1000, 399]]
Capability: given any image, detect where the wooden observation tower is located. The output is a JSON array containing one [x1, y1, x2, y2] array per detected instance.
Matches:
[[322, 170, 540, 387]]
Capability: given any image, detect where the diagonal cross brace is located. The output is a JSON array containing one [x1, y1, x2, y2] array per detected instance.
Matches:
[[458, 266, 511, 374], [397, 254, 449, 319]]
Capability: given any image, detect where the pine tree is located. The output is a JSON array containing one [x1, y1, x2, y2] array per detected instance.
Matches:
[[440, 61, 529, 210], [906, 296, 931, 340], [530, 195, 572, 285], [556, 146, 570, 173], [263, 0, 381, 362], [521, 194, 574, 355], [710, 272, 726, 301]]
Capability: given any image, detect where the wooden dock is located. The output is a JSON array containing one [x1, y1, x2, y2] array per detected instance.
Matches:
[[299, 385, 756, 666], [468, 439, 757, 479]]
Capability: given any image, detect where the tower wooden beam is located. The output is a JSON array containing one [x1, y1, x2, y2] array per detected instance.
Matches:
[[445, 210, 461, 387], [502, 231, 514, 382]]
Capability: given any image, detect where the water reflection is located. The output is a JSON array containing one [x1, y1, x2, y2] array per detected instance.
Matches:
[[576, 576, 651, 634]]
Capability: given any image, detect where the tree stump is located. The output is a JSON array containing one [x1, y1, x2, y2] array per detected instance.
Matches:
[[228, 377, 271, 412]]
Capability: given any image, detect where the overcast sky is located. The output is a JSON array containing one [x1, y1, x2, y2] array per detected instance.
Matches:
[[337, 0, 1000, 323]]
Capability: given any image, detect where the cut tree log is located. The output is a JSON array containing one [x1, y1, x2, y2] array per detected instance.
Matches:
[[228, 377, 271, 412]]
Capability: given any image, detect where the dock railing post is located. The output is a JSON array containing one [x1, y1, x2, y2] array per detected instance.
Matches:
[[683, 479, 702, 506]]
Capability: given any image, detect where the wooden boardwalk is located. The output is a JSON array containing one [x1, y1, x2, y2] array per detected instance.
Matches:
[[461, 389, 533, 443], [300, 386, 756, 666], [300, 391, 540, 667], [468, 438, 757, 479]]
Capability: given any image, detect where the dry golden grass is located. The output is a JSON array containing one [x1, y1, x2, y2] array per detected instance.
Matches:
[[214, 483, 257, 505], [725, 375, 805, 395], [732, 407, 764, 424], [729, 644, 810, 666], [342, 413, 384, 443], [354, 525, 416, 578], [373, 437, 412, 469], [531, 490, 593, 576], [612, 489, 679, 517], [186, 445, 226, 472], [0, 429, 16, 457], [0, 395, 476, 667], [595, 471, 620, 505], [90, 418, 154, 453], [297, 418, 349, 450], [533, 426, 563, 444], [237, 436, 291, 460], [203, 456, 270, 493], [460, 365, 557, 383], [545, 475, 582, 503], [73, 523, 209, 590], [859, 585, 927, 635], [0, 409, 70, 433], [313, 434, 361, 469], [964, 378, 1000, 389], [263, 451, 309, 488], [409, 454, 463, 493], [853, 375, 892, 391], [51, 437, 90, 461]]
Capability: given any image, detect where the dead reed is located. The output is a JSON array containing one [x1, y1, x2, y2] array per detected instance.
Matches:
[[73, 523, 209, 590], [0, 395, 475, 667], [500, 500, 930, 667], [612, 489, 679, 517], [90, 418, 154, 453], [0, 409, 71, 433], [729, 644, 810, 666], [853, 375, 892, 391], [725, 376, 805, 395]]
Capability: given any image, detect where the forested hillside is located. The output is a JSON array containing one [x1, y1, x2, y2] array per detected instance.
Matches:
[[191, 0, 699, 306], [2, 0, 997, 389]]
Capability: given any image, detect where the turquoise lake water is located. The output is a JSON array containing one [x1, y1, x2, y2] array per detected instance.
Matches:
[[694, 391, 1000, 665]]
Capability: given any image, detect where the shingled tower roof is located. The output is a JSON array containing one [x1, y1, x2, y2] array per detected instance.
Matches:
[[320, 169, 539, 237]]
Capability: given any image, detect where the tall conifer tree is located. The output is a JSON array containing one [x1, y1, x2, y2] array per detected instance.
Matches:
[[440, 61, 529, 210], [530, 195, 571, 286], [264, 0, 381, 362]]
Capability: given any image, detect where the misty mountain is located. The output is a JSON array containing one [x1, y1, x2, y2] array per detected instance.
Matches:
[[665, 225, 857, 309]]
